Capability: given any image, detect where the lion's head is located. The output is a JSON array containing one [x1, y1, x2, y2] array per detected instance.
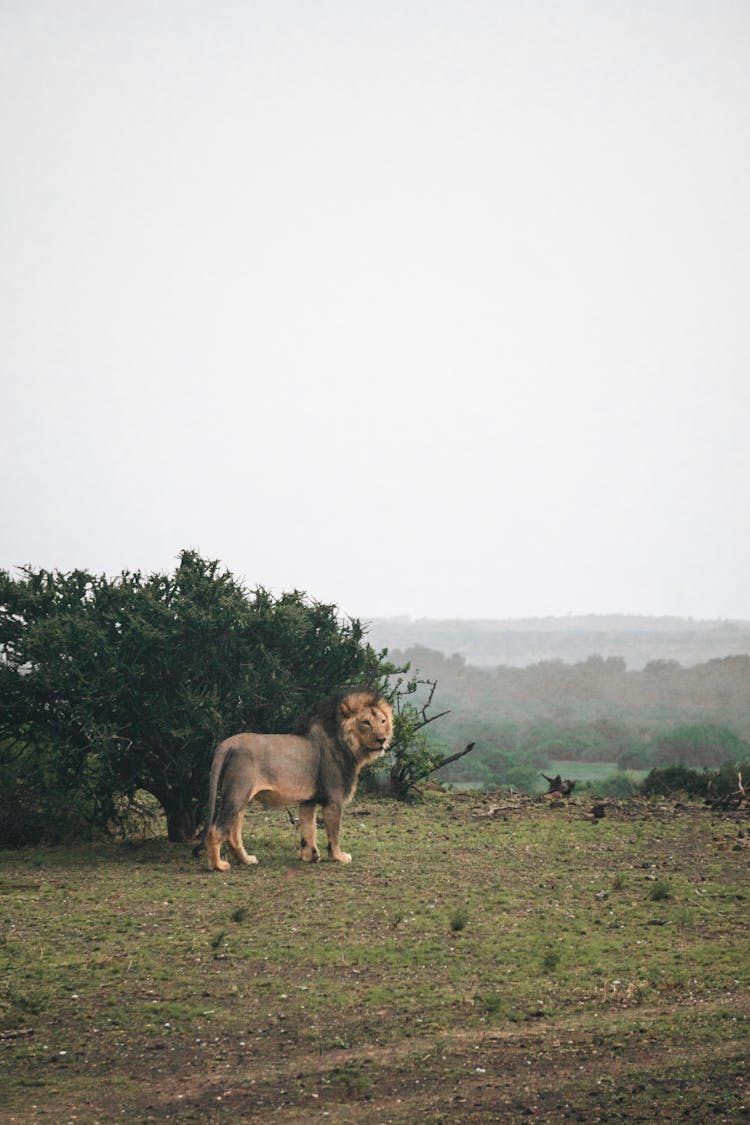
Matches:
[[339, 692, 394, 761]]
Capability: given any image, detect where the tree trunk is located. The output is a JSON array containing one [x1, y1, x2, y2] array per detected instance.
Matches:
[[162, 797, 197, 843]]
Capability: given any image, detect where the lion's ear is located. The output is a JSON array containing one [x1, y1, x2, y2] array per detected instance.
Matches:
[[339, 697, 354, 718]]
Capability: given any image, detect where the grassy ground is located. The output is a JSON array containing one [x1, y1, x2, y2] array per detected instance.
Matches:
[[1, 792, 748, 1123]]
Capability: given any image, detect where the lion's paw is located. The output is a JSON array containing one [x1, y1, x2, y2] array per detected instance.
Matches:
[[241, 854, 259, 866], [333, 851, 352, 864]]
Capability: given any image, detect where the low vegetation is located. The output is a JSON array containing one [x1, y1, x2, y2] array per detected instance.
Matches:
[[395, 645, 750, 792], [1, 792, 748, 1122]]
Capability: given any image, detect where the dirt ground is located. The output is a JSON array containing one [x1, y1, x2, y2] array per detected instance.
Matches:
[[78, 1004, 749, 1123], [1, 793, 748, 1122]]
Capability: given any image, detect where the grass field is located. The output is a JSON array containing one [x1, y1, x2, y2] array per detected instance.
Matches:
[[546, 760, 649, 787], [448, 761, 646, 795], [1, 792, 748, 1123]]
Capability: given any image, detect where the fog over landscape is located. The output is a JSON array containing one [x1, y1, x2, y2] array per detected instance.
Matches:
[[367, 614, 750, 670], [2, 2, 749, 623]]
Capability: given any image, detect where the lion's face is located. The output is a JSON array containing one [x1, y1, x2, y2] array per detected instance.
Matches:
[[340, 693, 394, 761]]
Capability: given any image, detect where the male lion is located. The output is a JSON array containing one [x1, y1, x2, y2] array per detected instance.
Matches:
[[193, 691, 393, 870]]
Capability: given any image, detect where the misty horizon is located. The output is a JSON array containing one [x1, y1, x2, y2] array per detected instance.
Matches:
[[3, 3, 749, 622]]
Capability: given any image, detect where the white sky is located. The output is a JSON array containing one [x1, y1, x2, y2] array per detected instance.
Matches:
[[2, 1, 749, 621]]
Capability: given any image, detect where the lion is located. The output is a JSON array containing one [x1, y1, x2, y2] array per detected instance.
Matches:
[[193, 691, 393, 870]]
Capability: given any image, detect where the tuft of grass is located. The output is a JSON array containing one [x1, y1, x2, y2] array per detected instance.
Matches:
[[326, 1060, 372, 1098], [475, 993, 520, 1021], [449, 908, 469, 932], [541, 947, 561, 973], [231, 907, 247, 923], [649, 880, 673, 902]]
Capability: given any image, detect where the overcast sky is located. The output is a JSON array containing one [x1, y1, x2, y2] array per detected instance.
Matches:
[[2, 1, 749, 622]]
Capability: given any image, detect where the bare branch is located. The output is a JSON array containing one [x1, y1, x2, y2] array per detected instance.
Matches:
[[405, 677, 451, 730], [414, 708, 451, 731], [430, 742, 476, 773]]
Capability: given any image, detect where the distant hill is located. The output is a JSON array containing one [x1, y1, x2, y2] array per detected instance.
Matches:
[[365, 615, 750, 670]]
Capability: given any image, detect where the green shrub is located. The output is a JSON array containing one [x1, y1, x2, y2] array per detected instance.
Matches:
[[0, 552, 393, 842], [709, 760, 750, 797], [640, 764, 712, 798], [0, 738, 99, 847], [640, 760, 750, 800], [578, 771, 638, 798]]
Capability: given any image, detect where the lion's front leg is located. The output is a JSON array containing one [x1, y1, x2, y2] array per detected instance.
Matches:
[[322, 801, 351, 863], [298, 800, 320, 863]]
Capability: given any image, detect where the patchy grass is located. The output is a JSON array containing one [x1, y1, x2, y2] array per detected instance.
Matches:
[[0, 793, 748, 1122]]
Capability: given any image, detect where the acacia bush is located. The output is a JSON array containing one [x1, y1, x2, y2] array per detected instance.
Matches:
[[0, 551, 392, 843]]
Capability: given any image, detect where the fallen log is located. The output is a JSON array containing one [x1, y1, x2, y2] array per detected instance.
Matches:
[[542, 773, 576, 797]]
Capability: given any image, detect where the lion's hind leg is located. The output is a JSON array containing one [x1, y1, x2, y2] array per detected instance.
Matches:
[[227, 808, 258, 866], [207, 824, 231, 872], [208, 761, 260, 871]]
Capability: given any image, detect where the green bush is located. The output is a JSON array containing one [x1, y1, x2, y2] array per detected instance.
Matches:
[[639, 760, 750, 799], [0, 739, 99, 846], [640, 763, 712, 798], [710, 760, 750, 797], [0, 551, 392, 841], [577, 771, 639, 798]]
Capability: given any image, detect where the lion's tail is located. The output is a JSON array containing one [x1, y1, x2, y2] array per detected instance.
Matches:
[[192, 741, 231, 857]]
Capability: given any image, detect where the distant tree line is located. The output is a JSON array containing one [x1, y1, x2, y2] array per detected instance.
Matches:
[[395, 646, 750, 793], [367, 616, 750, 670]]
